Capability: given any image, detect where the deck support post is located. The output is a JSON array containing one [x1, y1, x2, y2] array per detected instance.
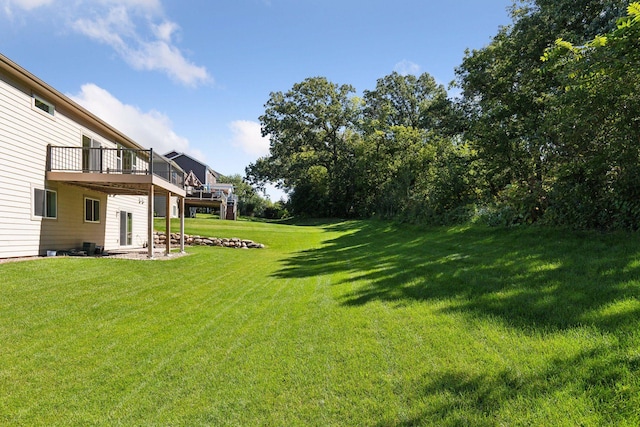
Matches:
[[148, 184, 154, 259], [180, 196, 185, 253], [165, 191, 171, 256]]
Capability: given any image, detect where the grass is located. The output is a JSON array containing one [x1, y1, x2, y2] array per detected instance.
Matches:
[[2, 215, 640, 425]]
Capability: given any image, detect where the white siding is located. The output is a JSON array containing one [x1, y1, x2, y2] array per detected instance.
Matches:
[[0, 70, 148, 258], [38, 183, 109, 252], [104, 195, 149, 251], [1, 75, 53, 257], [153, 195, 180, 218]]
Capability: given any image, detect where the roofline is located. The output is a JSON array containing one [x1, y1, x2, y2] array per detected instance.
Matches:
[[0, 53, 145, 151], [164, 151, 221, 178]]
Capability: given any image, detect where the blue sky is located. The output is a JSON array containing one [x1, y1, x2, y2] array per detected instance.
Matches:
[[1, 0, 513, 200]]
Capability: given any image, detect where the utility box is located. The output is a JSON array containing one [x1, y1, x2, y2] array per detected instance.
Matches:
[[83, 242, 96, 256]]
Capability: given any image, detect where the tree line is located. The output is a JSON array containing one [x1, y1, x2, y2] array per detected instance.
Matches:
[[217, 174, 288, 219], [246, 0, 640, 230]]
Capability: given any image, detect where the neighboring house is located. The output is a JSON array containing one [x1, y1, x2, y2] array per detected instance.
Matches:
[[165, 151, 220, 188], [155, 151, 237, 220], [0, 53, 187, 259]]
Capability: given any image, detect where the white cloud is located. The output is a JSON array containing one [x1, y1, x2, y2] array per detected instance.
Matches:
[[72, 5, 210, 87], [99, 0, 162, 13], [124, 38, 210, 87], [152, 20, 178, 42], [3, 0, 211, 87], [229, 120, 270, 157], [2, 0, 52, 18], [72, 6, 132, 49], [70, 83, 192, 156], [394, 60, 421, 76], [3, 0, 53, 11]]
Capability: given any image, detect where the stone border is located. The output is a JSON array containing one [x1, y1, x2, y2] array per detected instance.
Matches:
[[154, 232, 265, 249], [0, 233, 265, 264]]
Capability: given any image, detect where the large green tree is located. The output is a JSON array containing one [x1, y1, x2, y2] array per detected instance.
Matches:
[[541, 2, 640, 229], [244, 1, 637, 227], [362, 71, 451, 131], [217, 173, 269, 217], [358, 72, 475, 222], [455, 0, 627, 224], [245, 77, 360, 216]]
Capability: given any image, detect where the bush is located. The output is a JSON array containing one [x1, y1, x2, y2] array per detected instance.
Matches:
[[263, 202, 289, 219]]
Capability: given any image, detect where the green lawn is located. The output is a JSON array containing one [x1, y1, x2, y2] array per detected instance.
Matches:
[[2, 216, 640, 425]]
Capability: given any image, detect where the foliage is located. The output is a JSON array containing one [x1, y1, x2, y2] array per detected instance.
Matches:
[[245, 1, 639, 230], [217, 173, 270, 217], [262, 200, 289, 219], [455, 0, 628, 226], [539, 2, 640, 229], [246, 77, 360, 217], [358, 73, 475, 223], [362, 71, 450, 132], [248, 72, 474, 224]]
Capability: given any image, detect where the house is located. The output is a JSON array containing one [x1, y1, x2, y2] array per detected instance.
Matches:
[[0, 53, 187, 259], [155, 151, 237, 220], [165, 150, 220, 188]]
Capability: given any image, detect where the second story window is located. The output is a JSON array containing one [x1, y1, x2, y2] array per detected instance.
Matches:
[[33, 94, 55, 116], [82, 135, 102, 172]]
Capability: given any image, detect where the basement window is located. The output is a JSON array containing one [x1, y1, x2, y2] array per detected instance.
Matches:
[[84, 197, 101, 223]]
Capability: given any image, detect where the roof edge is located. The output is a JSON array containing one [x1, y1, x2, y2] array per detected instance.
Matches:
[[0, 53, 145, 151]]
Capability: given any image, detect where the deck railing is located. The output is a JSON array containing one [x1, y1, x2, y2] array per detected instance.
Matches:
[[186, 187, 229, 203], [47, 145, 184, 188]]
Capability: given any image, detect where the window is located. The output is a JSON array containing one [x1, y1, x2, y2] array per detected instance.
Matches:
[[116, 143, 123, 171], [84, 197, 100, 223], [34, 188, 57, 219], [33, 94, 55, 116], [122, 148, 137, 174], [120, 211, 133, 246], [82, 135, 102, 172], [115, 143, 138, 173]]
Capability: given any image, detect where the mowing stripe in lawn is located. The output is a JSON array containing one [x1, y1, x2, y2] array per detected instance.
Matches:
[[1, 218, 640, 425]]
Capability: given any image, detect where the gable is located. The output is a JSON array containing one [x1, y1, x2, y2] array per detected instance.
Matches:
[[184, 170, 203, 187]]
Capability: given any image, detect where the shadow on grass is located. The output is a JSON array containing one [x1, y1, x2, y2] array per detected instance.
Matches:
[[273, 221, 640, 332], [386, 346, 640, 426], [270, 217, 347, 226], [274, 220, 640, 423]]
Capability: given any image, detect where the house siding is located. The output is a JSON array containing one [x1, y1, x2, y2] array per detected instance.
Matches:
[[167, 153, 218, 186], [206, 169, 217, 186], [153, 195, 180, 218], [0, 62, 148, 258], [37, 183, 106, 252], [104, 195, 149, 250]]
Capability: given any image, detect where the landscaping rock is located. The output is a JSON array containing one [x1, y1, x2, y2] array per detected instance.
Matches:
[[153, 232, 265, 249]]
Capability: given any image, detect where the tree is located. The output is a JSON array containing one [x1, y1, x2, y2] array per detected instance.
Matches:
[[455, 0, 627, 224], [540, 2, 640, 229], [358, 72, 475, 223], [217, 173, 269, 217], [246, 77, 361, 216], [363, 71, 450, 131]]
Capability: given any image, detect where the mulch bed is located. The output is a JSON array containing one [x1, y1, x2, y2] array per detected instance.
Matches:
[[0, 249, 189, 264]]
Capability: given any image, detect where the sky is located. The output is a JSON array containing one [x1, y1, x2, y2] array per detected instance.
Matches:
[[0, 0, 514, 200]]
